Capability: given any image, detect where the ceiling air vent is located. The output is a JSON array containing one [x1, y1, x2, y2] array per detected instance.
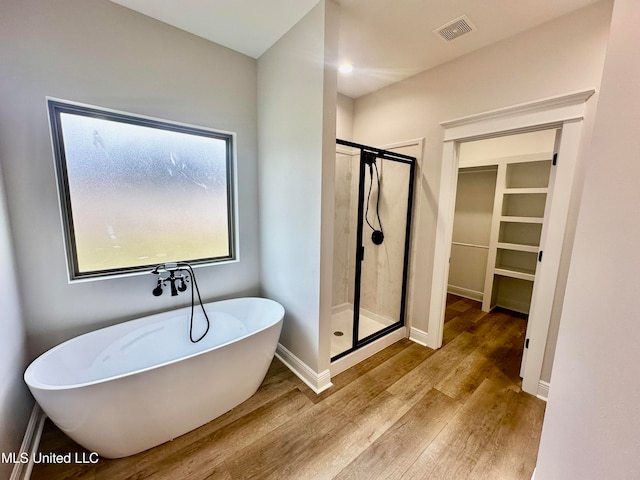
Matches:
[[434, 15, 476, 42]]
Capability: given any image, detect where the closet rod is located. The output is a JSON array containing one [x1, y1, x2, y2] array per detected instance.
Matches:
[[451, 242, 489, 249]]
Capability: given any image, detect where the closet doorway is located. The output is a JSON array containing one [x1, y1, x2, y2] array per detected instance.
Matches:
[[450, 130, 556, 313], [427, 90, 594, 396], [448, 129, 557, 380]]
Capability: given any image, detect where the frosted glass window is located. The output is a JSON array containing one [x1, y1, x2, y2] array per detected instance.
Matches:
[[48, 99, 235, 279]]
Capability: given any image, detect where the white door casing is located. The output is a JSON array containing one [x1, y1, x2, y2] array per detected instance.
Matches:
[[427, 90, 594, 396]]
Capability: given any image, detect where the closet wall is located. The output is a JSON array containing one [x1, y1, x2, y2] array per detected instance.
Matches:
[[448, 167, 497, 301], [449, 129, 556, 314]]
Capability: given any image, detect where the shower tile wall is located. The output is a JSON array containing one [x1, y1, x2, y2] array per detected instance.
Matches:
[[360, 159, 408, 324], [332, 151, 356, 307]]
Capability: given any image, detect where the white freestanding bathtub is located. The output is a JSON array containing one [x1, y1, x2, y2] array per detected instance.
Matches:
[[24, 297, 284, 458]]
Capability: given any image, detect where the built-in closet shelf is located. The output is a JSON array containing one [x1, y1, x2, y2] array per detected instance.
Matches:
[[494, 268, 536, 282], [503, 187, 548, 195], [500, 216, 544, 224], [481, 153, 553, 314], [496, 242, 539, 253]]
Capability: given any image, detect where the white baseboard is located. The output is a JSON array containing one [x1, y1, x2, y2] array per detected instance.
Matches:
[[537, 380, 550, 402], [409, 327, 429, 347], [10, 403, 45, 480], [330, 328, 405, 377], [447, 285, 483, 302], [275, 343, 333, 394]]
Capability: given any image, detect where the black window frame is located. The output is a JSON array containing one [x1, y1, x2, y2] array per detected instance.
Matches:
[[47, 98, 237, 280]]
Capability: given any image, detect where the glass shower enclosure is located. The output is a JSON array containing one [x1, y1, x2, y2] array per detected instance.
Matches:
[[331, 139, 416, 360]]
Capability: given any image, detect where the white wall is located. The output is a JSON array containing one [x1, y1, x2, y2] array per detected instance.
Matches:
[[258, 0, 338, 374], [0, 162, 31, 480], [458, 130, 557, 165], [336, 93, 355, 141], [535, 0, 640, 477], [352, 1, 612, 380], [0, 0, 260, 356]]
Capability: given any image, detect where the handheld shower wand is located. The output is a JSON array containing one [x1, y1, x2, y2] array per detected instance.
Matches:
[[363, 153, 384, 245], [149, 262, 210, 343]]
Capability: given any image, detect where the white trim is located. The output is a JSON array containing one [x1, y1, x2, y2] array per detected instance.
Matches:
[[537, 380, 550, 401], [275, 343, 333, 394], [429, 90, 595, 395], [330, 328, 405, 376], [531, 467, 537, 480], [447, 285, 483, 302], [426, 139, 457, 349], [441, 90, 594, 141], [10, 403, 45, 480], [482, 160, 506, 312], [521, 121, 582, 394], [408, 327, 429, 347]]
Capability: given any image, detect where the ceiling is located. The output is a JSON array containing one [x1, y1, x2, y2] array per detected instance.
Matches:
[[110, 0, 602, 98]]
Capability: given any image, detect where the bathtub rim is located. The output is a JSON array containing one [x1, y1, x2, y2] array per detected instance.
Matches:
[[24, 296, 284, 392]]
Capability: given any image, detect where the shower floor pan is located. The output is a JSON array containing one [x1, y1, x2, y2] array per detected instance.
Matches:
[[330, 307, 395, 358]]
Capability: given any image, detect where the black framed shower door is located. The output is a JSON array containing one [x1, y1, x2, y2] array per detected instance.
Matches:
[[332, 139, 416, 361]]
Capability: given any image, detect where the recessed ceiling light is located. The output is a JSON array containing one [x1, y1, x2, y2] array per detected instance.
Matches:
[[339, 63, 354, 74]]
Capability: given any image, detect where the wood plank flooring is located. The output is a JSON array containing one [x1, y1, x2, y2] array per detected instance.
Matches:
[[31, 295, 545, 479]]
